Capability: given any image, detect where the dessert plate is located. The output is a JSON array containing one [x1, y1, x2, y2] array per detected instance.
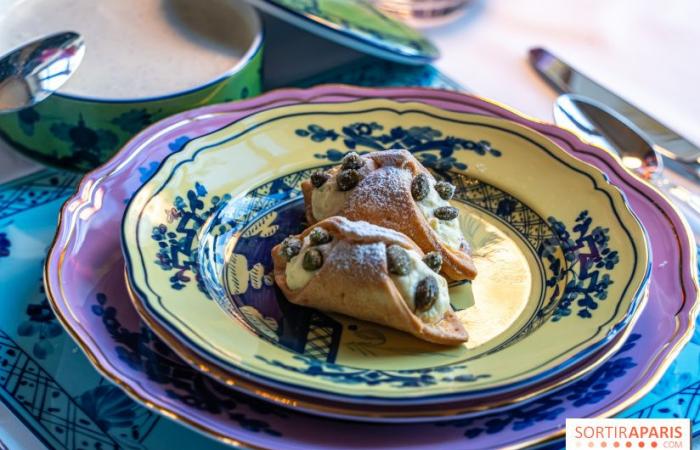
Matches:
[[43, 89, 633, 424], [122, 99, 649, 403], [46, 86, 697, 448]]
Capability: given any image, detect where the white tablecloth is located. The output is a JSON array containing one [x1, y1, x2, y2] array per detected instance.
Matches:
[[426, 0, 700, 145]]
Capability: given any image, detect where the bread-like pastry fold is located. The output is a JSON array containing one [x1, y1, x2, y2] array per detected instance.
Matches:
[[301, 149, 477, 281], [272, 216, 468, 345]]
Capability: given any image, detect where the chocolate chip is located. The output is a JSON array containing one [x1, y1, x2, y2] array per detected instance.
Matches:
[[415, 276, 439, 312], [280, 237, 302, 260], [336, 169, 361, 191], [309, 227, 332, 245], [434, 206, 459, 221], [422, 252, 443, 273], [435, 181, 455, 201], [386, 244, 411, 275], [411, 173, 430, 201], [302, 249, 323, 271], [310, 172, 330, 188], [340, 151, 365, 170]]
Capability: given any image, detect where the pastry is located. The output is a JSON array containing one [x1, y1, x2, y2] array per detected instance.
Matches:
[[301, 149, 477, 281], [272, 216, 468, 345]]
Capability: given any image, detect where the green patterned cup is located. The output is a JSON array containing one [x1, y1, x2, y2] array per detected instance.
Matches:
[[0, 3, 263, 172]]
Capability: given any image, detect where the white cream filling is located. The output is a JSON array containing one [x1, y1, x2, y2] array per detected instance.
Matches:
[[417, 182, 465, 251], [389, 249, 450, 324], [311, 176, 349, 220], [284, 237, 334, 290]]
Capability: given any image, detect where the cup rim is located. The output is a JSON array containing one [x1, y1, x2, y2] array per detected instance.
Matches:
[[51, 1, 263, 104]]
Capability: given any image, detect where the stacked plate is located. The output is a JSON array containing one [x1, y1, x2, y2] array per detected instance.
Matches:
[[45, 86, 698, 449]]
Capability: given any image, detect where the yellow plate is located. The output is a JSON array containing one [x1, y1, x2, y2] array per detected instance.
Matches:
[[122, 99, 649, 403]]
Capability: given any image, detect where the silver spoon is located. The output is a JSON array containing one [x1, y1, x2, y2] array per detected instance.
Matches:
[[0, 32, 85, 113], [554, 93, 700, 241]]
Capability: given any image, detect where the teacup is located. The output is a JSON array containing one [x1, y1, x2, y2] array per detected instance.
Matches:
[[0, 0, 263, 171]]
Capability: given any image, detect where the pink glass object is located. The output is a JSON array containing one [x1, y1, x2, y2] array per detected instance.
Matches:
[[372, 0, 474, 27]]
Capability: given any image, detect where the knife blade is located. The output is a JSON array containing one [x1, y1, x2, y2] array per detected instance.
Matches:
[[529, 47, 700, 163]]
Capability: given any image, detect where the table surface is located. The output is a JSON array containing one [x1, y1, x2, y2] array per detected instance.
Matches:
[[1, 1, 697, 448], [427, 0, 700, 147]]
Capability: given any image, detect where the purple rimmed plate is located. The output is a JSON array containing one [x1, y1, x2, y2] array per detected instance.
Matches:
[[45, 86, 698, 449]]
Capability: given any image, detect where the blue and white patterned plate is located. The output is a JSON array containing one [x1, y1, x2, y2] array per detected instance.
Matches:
[[122, 98, 650, 406]]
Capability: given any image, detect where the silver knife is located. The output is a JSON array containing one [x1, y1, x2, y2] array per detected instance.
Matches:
[[529, 47, 700, 163]]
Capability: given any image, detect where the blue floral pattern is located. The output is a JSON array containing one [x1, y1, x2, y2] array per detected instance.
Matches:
[[255, 354, 489, 388], [151, 182, 230, 295], [138, 162, 160, 183], [17, 279, 63, 359], [50, 115, 119, 169], [76, 384, 152, 440], [168, 136, 190, 153], [111, 109, 162, 134], [17, 107, 40, 136], [541, 211, 620, 320], [297, 121, 501, 172], [150, 168, 323, 297]]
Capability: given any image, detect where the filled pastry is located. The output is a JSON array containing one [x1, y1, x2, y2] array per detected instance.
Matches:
[[301, 149, 477, 281], [272, 216, 468, 345]]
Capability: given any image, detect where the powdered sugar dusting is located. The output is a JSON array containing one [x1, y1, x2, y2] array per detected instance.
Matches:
[[329, 241, 386, 275], [344, 166, 415, 232], [333, 217, 410, 245], [349, 167, 410, 209]]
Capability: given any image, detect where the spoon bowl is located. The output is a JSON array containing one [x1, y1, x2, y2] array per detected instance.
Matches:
[[0, 31, 84, 113], [554, 94, 661, 180], [554, 93, 700, 242]]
